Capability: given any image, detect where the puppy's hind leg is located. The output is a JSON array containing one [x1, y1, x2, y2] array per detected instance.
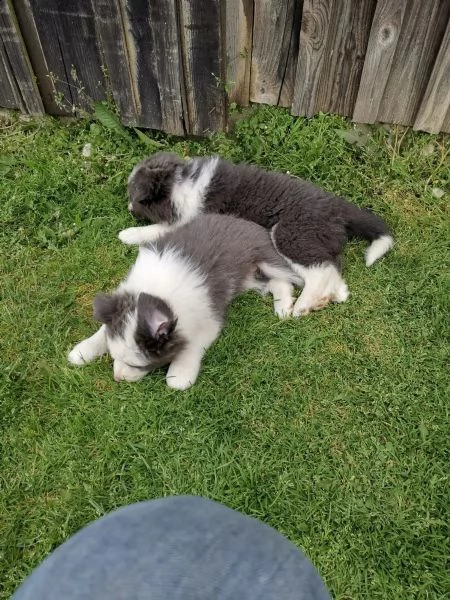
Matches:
[[291, 263, 349, 317], [267, 279, 294, 318], [271, 220, 349, 317]]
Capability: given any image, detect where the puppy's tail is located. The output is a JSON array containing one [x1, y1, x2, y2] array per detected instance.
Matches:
[[345, 205, 394, 267]]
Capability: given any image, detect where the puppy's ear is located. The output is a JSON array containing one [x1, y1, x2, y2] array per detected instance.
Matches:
[[128, 167, 164, 204], [128, 153, 184, 205], [93, 293, 119, 325], [137, 293, 176, 340]]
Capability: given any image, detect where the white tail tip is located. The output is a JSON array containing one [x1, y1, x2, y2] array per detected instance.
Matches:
[[365, 235, 394, 267]]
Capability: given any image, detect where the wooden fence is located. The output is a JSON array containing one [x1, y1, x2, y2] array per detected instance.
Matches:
[[1, 0, 449, 135]]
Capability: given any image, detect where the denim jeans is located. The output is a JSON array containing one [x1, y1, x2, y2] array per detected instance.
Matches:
[[12, 496, 331, 599]]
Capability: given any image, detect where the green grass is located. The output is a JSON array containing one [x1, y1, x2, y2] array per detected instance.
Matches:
[[0, 106, 448, 599]]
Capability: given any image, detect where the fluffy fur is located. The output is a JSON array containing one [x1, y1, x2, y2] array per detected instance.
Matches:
[[121, 152, 394, 315], [69, 214, 302, 389]]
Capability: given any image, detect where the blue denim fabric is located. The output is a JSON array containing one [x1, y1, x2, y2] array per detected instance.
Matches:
[[12, 496, 331, 599]]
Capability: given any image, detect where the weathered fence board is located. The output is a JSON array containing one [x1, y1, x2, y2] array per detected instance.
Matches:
[[92, 0, 137, 126], [120, 0, 185, 135], [13, 0, 106, 114], [12, 0, 62, 114], [1, 0, 449, 134], [120, 0, 161, 130], [0, 0, 43, 114], [146, 0, 184, 135], [293, 0, 376, 118], [377, 0, 449, 126], [0, 50, 18, 109], [250, 0, 301, 107], [353, 1, 408, 124], [178, 0, 226, 135], [414, 16, 450, 133], [226, 0, 253, 106], [0, 43, 19, 109]]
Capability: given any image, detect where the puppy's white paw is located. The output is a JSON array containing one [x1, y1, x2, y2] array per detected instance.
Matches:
[[292, 296, 325, 317], [274, 298, 293, 319], [118, 227, 146, 245], [333, 283, 349, 303], [68, 343, 93, 365], [166, 370, 195, 391]]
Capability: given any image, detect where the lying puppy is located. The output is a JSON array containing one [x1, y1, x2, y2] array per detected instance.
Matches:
[[120, 152, 394, 316], [69, 214, 302, 390]]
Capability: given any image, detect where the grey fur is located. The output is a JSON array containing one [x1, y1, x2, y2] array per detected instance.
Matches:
[[128, 153, 393, 269], [150, 214, 300, 319], [91, 214, 300, 377]]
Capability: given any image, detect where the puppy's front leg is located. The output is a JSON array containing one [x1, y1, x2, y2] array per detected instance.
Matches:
[[119, 224, 173, 245], [68, 325, 108, 365], [166, 346, 205, 390], [166, 320, 220, 390]]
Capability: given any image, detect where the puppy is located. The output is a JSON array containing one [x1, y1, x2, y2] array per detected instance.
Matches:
[[69, 214, 302, 389], [121, 153, 394, 316]]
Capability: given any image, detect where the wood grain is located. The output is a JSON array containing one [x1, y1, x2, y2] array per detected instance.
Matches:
[[92, 0, 137, 126], [378, 0, 449, 126], [13, 0, 106, 114], [250, 0, 301, 107], [178, 0, 226, 134], [0, 48, 18, 109], [0, 0, 43, 114], [225, 0, 253, 106], [147, 0, 184, 135], [293, 0, 376, 117], [353, 0, 408, 123], [414, 16, 450, 133]]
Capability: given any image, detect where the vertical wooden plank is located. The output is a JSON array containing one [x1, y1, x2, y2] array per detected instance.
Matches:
[[250, 0, 301, 107], [92, 0, 137, 126], [147, 0, 184, 135], [225, 0, 253, 106], [0, 0, 44, 114], [0, 49, 19, 109], [119, 0, 184, 135], [278, 0, 302, 107], [414, 17, 450, 133], [12, 0, 105, 114], [11, 0, 63, 114], [353, 1, 408, 123], [377, 0, 449, 126], [178, 0, 226, 134], [119, 0, 162, 132], [292, 0, 376, 117]]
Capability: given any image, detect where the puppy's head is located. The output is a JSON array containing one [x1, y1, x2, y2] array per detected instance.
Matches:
[[93, 291, 185, 382], [127, 152, 185, 223]]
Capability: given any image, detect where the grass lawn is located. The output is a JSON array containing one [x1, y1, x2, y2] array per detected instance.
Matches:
[[0, 106, 448, 599]]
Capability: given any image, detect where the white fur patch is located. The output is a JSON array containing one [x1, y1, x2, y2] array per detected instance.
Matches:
[[68, 325, 108, 365], [365, 235, 394, 267], [119, 223, 173, 245], [122, 245, 221, 349], [119, 245, 222, 388], [113, 359, 150, 382], [290, 263, 349, 316], [166, 344, 211, 390], [267, 279, 294, 318], [171, 157, 219, 224]]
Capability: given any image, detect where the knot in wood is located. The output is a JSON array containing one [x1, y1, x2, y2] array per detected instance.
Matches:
[[378, 24, 395, 46]]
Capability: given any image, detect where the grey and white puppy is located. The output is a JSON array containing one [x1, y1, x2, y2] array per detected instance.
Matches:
[[120, 152, 394, 316], [69, 214, 302, 390]]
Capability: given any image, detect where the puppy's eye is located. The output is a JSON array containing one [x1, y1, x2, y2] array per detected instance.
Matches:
[[124, 362, 150, 370]]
